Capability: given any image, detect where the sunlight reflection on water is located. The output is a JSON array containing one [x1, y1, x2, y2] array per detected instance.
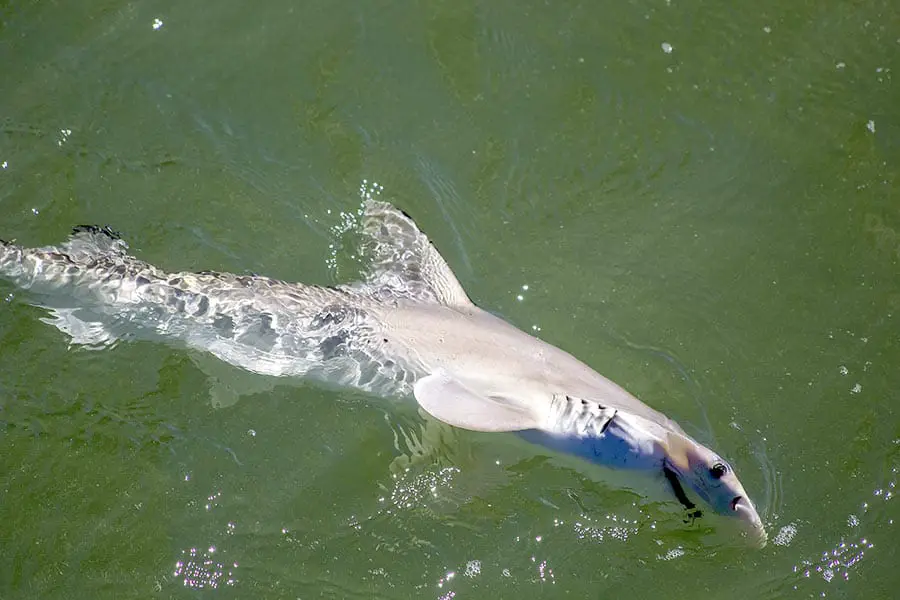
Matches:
[[572, 512, 640, 543], [387, 466, 461, 511], [788, 455, 897, 594], [173, 546, 238, 590]]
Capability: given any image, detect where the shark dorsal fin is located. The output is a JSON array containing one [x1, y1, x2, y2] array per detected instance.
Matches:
[[357, 200, 472, 307]]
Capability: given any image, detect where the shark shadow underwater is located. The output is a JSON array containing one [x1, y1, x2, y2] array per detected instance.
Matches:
[[0, 199, 766, 545]]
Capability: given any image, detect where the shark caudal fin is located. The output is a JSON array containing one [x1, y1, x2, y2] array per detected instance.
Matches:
[[0, 225, 148, 293], [58, 225, 130, 261], [352, 199, 473, 308]]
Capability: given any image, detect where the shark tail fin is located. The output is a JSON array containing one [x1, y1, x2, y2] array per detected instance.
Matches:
[[59, 225, 129, 261], [0, 225, 135, 293]]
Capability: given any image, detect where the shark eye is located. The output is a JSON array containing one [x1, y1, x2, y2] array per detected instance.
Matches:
[[710, 463, 728, 479]]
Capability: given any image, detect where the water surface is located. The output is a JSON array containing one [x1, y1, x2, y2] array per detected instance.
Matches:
[[1, 0, 898, 598]]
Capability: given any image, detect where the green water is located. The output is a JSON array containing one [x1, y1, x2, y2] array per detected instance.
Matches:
[[1, 0, 898, 598]]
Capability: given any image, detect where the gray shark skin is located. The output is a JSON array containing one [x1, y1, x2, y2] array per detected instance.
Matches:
[[0, 201, 766, 546]]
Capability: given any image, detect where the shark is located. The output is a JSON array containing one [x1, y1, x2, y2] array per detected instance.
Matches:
[[0, 198, 766, 545]]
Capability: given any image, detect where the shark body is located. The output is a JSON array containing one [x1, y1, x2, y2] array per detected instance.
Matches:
[[0, 199, 766, 544]]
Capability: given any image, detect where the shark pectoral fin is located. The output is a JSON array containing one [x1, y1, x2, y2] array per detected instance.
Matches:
[[413, 371, 539, 432]]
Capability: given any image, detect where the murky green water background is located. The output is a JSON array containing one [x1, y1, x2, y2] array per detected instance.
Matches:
[[1, 1, 898, 598]]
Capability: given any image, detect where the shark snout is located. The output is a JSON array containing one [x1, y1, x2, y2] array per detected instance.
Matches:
[[732, 495, 767, 547]]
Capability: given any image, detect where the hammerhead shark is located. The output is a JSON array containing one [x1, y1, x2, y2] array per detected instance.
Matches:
[[0, 199, 766, 544]]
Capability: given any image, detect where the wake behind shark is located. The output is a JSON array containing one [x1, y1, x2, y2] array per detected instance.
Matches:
[[0, 199, 766, 545]]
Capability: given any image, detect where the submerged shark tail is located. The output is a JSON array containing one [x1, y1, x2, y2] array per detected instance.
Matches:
[[0, 226, 163, 301], [0, 199, 472, 391], [63, 225, 129, 259], [0, 238, 22, 277], [0, 223, 408, 389]]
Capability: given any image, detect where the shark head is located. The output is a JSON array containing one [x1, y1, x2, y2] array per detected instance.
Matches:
[[664, 431, 767, 546]]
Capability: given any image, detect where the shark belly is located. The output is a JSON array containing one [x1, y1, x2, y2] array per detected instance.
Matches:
[[519, 410, 667, 471]]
